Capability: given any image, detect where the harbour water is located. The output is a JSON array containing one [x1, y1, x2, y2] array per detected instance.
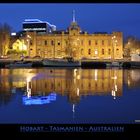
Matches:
[[0, 68, 140, 124]]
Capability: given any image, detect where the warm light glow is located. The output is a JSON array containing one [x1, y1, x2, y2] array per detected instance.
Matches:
[[77, 88, 79, 96], [115, 85, 117, 91], [128, 42, 130, 45], [11, 32, 16, 36], [95, 50, 98, 55], [12, 39, 27, 51], [112, 36, 116, 39], [74, 69, 77, 77], [27, 81, 31, 98], [128, 79, 130, 86], [111, 90, 116, 99], [95, 69, 98, 81], [77, 74, 80, 80], [26, 72, 37, 98], [111, 76, 117, 80], [27, 35, 31, 38]]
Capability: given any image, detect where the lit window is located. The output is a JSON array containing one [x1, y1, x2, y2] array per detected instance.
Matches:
[[95, 50, 98, 55]]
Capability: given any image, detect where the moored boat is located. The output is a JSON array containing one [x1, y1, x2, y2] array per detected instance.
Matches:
[[106, 62, 122, 68], [42, 57, 81, 67], [5, 61, 32, 68]]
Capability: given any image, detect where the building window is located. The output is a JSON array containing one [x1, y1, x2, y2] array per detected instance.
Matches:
[[102, 49, 104, 55], [89, 40, 91, 46], [108, 49, 111, 55], [58, 41, 60, 46], [102, 40, 104, 45], [95, 40, 98, 45], [81, 49, 84, 55], [88, 49, 91, 55], [45, 40, 47, 45], [51, 40, 54, 46], [116, 48, 119, 55], [95, 50, 98, 55]]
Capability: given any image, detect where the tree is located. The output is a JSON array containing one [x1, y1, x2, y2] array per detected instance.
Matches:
[[0, 23, 12, 56], [124, 36, 140, 57]]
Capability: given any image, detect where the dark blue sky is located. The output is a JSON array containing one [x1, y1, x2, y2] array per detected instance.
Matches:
[[0, 3, 140, 39]]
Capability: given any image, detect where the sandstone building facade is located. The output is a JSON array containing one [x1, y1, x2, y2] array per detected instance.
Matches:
[[18, 14, 123, 60]]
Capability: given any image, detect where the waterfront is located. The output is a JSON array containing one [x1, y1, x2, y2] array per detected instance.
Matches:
[[0, 68, 140, 124]]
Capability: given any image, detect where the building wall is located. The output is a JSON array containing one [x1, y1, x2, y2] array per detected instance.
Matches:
[[21, 22, 123, 60]]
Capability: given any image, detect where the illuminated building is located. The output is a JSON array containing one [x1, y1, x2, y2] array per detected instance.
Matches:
[[22, 19, 56, 34], [17, 11, 123, 60]]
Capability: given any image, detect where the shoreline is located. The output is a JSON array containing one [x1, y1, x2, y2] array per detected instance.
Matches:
[[0, 59, 140, 68]]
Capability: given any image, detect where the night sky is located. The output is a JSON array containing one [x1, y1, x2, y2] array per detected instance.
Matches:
[[0, 3, 140, 39]]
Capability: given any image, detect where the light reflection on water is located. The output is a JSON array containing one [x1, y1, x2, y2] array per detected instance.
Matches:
[[0, 68, 140, 123]]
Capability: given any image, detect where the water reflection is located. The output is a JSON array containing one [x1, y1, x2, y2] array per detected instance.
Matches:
[[0, 68, 140, 106], [124, 69, 140, 88], [22, 93, 57, 105]]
